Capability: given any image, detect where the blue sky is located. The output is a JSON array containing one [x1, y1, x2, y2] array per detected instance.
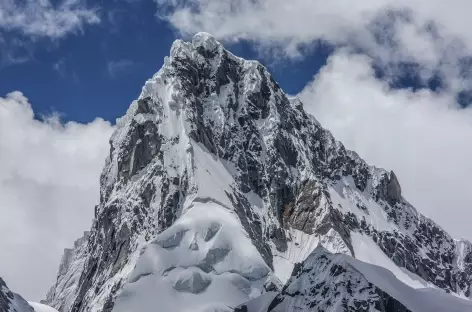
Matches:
[[1, 0, 472, 302]]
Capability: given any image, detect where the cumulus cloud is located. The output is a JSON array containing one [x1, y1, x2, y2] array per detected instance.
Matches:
[[0, 0, 100, 39], [299, 51, 472, 241], [0, 92, 114, 301]]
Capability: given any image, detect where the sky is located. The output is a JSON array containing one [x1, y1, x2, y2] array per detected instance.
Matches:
[[0, 0, 471, 303]]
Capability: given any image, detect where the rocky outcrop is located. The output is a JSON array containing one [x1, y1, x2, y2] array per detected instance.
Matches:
[[282, 180, 354, 256], [376, 170, 402, 206]]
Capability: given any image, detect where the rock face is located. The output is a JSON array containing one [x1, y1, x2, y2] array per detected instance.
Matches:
[[0, 278, 34, 312], [44, 33, 472, 312]]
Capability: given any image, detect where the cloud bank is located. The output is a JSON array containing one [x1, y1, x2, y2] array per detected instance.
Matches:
[[0, 92, 114, 301]]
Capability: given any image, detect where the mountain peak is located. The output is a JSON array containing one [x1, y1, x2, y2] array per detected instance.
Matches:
[[192, 32, 220, 51], [169, 32, 225, 64]]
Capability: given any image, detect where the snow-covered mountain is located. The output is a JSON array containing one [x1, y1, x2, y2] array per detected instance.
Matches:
[[44, 33, 472, 312], [0, 278, 34, 312]]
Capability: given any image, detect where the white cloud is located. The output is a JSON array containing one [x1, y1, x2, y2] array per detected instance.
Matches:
[[299, 50, 472, 241], [0, 92, 114, 301], [0, 35, 32, 68], [107, 59, 135, 78], [53, 57, 79, 82], [0, 0, 100, 39]]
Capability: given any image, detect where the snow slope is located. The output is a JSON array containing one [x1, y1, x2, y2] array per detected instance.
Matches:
[[350, 232, 433, 289], [259, 247, 472, 312], [348, 254, 472, 312]]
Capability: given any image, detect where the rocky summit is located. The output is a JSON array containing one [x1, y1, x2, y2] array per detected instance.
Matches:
[[40, 33, 472, 312]]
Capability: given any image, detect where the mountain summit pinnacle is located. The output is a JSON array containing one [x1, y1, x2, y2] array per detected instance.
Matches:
[[192, 32, 220, 50], [43, 34, 472, 312]]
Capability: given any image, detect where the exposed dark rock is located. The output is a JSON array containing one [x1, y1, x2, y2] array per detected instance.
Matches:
[[376, 171, 402, 206]]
